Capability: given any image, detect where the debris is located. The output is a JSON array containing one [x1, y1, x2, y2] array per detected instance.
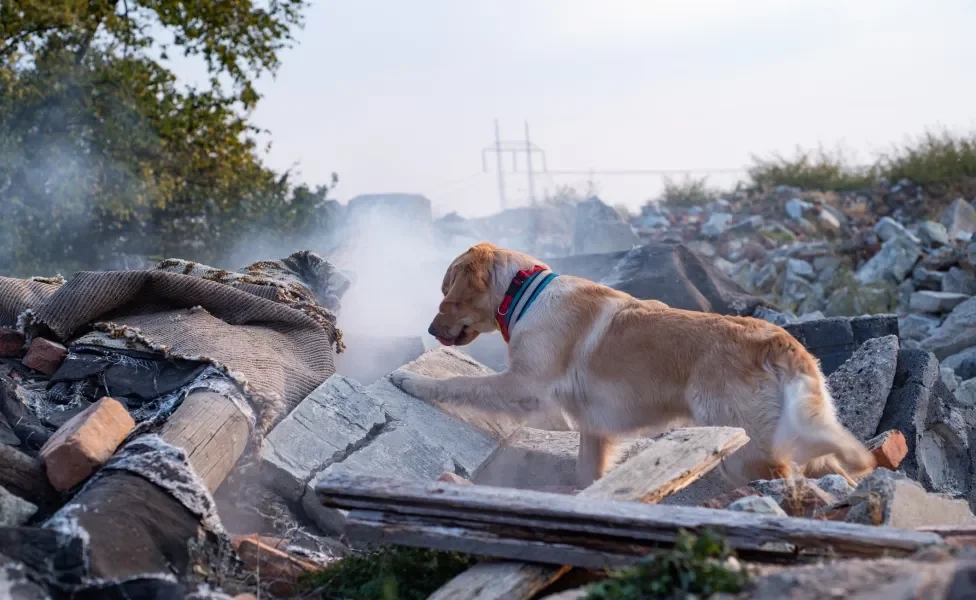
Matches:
[[232, 534, 320, 597], [728, 495, 788, 517], [867, 430, 909, 471], [841, 469, 976, 529], [941, 198, 976, 241], [38, 396, 134, 491], [0, 484, 38, 526], [749, 477, 838, 519], [0, 327, 25, 357], [21, 338, 67, 376], [827, 334, 899, 441], [910, 290, 972, 314]]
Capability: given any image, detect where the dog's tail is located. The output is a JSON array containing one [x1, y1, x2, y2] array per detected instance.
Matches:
[[765, 333, 876, 485]]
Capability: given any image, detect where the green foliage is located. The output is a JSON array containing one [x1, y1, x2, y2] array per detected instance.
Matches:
[[660, 175, 719, 207], [584, 530, 750, 600], [748, 145, 875, 192], [302, 546, 478, 600], [878, 129, 976, 187], [0, 0, 333, 277]]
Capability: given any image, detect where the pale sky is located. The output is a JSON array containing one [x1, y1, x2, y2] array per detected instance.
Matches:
[[176, 1, 976, 218]]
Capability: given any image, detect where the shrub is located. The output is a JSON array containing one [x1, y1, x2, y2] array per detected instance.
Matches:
[[660, 175, 720, 207]]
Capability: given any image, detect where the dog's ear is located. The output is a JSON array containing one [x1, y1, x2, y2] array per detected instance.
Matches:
[[442, 248, 492, 306]]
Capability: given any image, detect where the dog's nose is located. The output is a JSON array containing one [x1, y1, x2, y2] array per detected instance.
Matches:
[[428, 324, 439, 338]]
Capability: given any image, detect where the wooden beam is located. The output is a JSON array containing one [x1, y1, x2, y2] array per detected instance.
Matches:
[[0, 443, 60, 513], [316, 472, 944, 568], [375, 426, 748, 600], [158, 390, 250, 493]]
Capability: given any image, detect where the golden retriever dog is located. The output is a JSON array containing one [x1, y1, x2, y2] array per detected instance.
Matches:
[[390, 242, 875, 488]]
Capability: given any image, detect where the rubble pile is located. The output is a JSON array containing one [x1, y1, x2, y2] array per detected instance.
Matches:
[[4, 187, 976, 598]]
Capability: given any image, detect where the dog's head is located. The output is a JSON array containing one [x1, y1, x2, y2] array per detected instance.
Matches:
[[427, 243, 500, 346]]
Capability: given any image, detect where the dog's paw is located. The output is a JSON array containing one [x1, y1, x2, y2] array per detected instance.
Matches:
[[389, 369, 434, 400]]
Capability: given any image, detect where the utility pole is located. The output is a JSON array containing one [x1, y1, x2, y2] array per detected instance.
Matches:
[[494, 119, 506, 210], [525, 121, 535, 204]]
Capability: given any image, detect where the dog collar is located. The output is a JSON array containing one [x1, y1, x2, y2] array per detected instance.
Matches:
[[495, 265, 558, 343]]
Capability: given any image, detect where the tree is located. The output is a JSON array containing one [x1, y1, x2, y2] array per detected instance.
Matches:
[[0, 0, 331, 276]]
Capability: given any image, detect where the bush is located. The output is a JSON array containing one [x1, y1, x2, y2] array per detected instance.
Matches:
[[878, 129, 976, 187], [660, 175, 720, 207], [748, 145, 875, 191]]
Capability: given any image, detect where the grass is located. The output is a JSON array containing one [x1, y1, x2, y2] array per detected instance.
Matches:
[[300, 546, 478, 600], [583, 530, 750, 600], [878, 129, 976, 187], [660, 175, 721, 207], [748, 145, 875, 192]]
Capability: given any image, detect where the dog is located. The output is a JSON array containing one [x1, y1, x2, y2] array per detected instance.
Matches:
[[390, 242, 875, 488]]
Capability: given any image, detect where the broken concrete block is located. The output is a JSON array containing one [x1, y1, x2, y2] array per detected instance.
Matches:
[[0, 328, 25, 358], [910, 291, 973, 314], [727, 495, 788, 517], [844, 468, 976, 528], [810, 474, 854, 503], [38, 397, 134, 491], [0, 485, 38, 526], [438, 472, 472, 485], [21, 337, 67, 376], [750, 477, 837, 518], [867, 429, 909, 471], [262, 375, 386, 502], [827, 335, 899, 441]]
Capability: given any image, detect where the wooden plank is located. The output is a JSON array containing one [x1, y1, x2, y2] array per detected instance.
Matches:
[[316, 472, 945, 563], [427, 426, 751, 600], [0, 443, 60, 513], [159, 390, 250, 493]]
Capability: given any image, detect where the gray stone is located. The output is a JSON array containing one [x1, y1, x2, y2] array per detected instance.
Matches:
[[941, 198, 976, 241], [0, 485, 37, 527], [844, 468, 976, 528], [955, 378, 976, 407], [751, 262, 779, 293], [855, 236, 922, 286], [917, 220, 950, 247], [811, 474, 853, 503], [910, 291, 972, 314], [785, 258, 815, 280], [944, 347, 976, 380], [573, 197, 639, 255], [944, 267, 976, 295], [785, 197, 810, 220], [727, 495, 787, 517], [796, 310, 826, 322], [899, 314, 942, 343], [875, 216, 921, 244], [968, 241, 976, 267], [752, 306, 796, 326], [827, 335, 900, 441], [920, 297, 976, 359], [943, 366, 962, 393], [912, 266, 945, 290], [262, 375, 387, 502], [684, 239, 716, 258], [701, 212, 733, 238], [817, 209, 840, 233]]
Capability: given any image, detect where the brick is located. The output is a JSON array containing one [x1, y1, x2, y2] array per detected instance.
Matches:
[[867, 430, 909, 471], [39, 397, 135, 491], [0, 328, 26, 358], [22, 337, 67, 376], [437, 472, 472, 485], [234, 536, 318, 597]]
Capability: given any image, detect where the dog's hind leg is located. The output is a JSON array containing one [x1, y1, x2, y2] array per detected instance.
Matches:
[[389, 368, 545, 417], [576, 431, 616, 487]]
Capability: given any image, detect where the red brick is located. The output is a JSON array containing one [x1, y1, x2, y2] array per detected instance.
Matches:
[[437, 472, 472, 485], [22, 337, 67, 376], [0, 328, 26, 358], [867, 430, 909, 471], [39, 397, 135, 491]]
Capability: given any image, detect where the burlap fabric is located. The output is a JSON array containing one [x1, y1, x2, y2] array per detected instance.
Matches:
[[0, 251, 343, 435]]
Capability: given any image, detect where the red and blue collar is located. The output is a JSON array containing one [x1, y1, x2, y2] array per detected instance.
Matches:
[[495, 265, 558, 342]]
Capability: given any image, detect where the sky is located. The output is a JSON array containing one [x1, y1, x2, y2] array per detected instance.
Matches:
[[174, 0, 976, 219]]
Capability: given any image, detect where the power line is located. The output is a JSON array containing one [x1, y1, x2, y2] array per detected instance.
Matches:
[[544, 167, 748, 176]]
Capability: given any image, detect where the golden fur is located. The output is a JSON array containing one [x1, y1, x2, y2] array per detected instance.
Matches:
[[391, 242, 875, 488]]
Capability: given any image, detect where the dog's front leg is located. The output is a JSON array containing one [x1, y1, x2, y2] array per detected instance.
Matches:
[[577, 431, 613, 488], [389, 369, 543, 417]]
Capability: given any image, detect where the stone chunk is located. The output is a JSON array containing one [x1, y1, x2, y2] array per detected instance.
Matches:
[[866, 430, 909, 471], [855, 236, 921, 286], [910, 291, 972, 314], [944, 347, 976, 381], [827, 335, 899, 441], [920, 297, 976, 360], [749, 477, 837, 518], [38, 397, 134, 491], [917, 220, 950, 247], [843, 468, 976, 528], [0, 328, 25, 358], [727, 495, 788, 517], [261, 375, 387, 502], [21, 338, 67, 376], [941, 198, 976, 241], [0, 485, 38, 526], [944, 266, 976, 296]]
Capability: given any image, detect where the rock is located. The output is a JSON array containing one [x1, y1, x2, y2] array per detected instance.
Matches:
[[262, 375, 387, 502], [825, 281, 896, 317], [912, 266, 945, 290], [941, 198, 976, 241], [700, 485, 762, 509], [944, 347, 976, 381], [21, 338, 67, 376], [844, 468, 976, 528], [899, 314, 942, 343], [751, 262, 779, 293], [856, 236, 922, 286], [866, 429, 910, 471], [786, 197, 811, 220], [810, 474, 854, 503], [956, 378, 976, 407], [727, 495, 788, 516], [910, 291, 972, 314], [923, 245, 966, 270], [0, 485, 37, 526], [876, 216, 921, 244], [785, 258, 815, 280], [817, 209, 841, 233], [918, 220, 951, 246], [945, 267, 976, 296], [944, 366, 962, 392], [0, 328, 25, 358], [749, 477, 837, 518], [684, 239, 716, 258], [438, 472, 472, 485], [38, 396, 134, 492], [573, 197, 638, 255], [827, 335, 899, 441], [701, 212, 733, 238], [920, 297, 976, 359]]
